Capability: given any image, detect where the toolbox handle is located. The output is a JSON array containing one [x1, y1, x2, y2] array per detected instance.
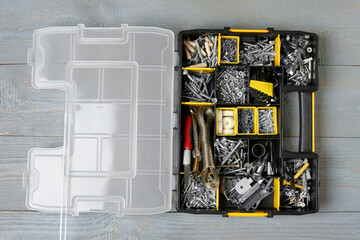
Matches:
[[299, 92, 313, 152], [281, 87, 318, 158]]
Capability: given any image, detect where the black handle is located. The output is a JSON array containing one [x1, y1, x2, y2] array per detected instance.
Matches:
[[299, 92, 313, 152], [281, 87, 318, 159]]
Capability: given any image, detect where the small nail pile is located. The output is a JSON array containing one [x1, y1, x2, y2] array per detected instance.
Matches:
[[214, 138, 247, 176], [182, 177, 216, 209], [221, 38, 237, 62], [182, 70, 216, 103], [183, 33, 218, 68], [240, 39, 276, 66], [216, 67, 249, 104], [258, 109, 274, 134], [281, 35, 314, 86], [238, 109, 254, 134]]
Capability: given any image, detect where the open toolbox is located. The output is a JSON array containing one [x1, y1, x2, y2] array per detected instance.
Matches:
[[23, 25, 318, 220], [177, 28, 319, 217]]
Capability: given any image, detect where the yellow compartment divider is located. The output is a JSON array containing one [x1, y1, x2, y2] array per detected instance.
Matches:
[[182, 67, 215, 73], [274, 35, 281, 66], [237, 106, 258, 135], [229, 29, 269, 33], [227, 211, 268, 217], [273, 177, 280, 211], [218, 35, 240, 65], [217, 33, 221, 65], [216, 107, 237, 136], [312, 92, 315, 152], [182, 102, 214, 106], [216, 187, 219, 210], [257, 106, 278, 135]]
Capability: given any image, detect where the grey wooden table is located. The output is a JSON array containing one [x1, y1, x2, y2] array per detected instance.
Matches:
[[1, 0, 360, 239]]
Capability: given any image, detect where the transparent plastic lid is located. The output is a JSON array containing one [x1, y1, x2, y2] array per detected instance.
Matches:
[[24, 24, 174, 217]]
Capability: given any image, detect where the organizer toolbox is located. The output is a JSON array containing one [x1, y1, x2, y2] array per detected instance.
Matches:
[[24, 25, 318, 219]]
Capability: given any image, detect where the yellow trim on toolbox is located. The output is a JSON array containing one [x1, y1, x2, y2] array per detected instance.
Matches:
[[229, 29, 269, 33], [217, 33, 221, 65], [218, 35, 240, 65], [181, 102, 214, 106], [182, 67, 215, 73], [312, 92, 315, 152], [216, 187, 219, 210], [273, 177, 280, 211], [227, 211, 269, 217], [274, 35, 281, 66]]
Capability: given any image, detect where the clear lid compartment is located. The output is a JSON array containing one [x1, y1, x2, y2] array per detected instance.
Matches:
[[25, 24, 174, 216]]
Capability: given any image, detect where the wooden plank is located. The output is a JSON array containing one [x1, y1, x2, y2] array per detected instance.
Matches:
[[0, 0, 360, 65], [283, 66, 360, 138], [0, 211, 359, 240], [0, 136, 359, 212], [0, 65, 64, 137]]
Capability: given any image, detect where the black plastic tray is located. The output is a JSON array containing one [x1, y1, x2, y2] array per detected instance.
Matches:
[[176, 27, 319, 217]]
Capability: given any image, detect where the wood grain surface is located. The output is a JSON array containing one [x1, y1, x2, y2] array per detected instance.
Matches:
[[0, 0, 359, 239]]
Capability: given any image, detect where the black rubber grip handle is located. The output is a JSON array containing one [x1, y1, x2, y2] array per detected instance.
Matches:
[[299, 92, 313, 152]]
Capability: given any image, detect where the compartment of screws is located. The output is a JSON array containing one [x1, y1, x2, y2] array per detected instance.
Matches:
[[280, 34, 317, 86], [258, 107, 277, 134], [181, 176, 216, 209], [183, 33, 218, 68], [280, 159, 317, 210], [215, 65, 249, 104], [237, 107, 256, 134], [214, 138, 248, 176], [240, 38, 276, 66], [220, 36, 239, 63], [182, 70, 216, 103]]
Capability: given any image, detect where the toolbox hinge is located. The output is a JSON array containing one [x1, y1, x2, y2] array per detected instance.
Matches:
[[173, 51, 179, 67], [173, 111, 179, 129], [171, 174, 177, 191]]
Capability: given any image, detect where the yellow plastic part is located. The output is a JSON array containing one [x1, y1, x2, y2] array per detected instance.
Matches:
[[218, 35, 240, 65], [236, 106, 258, 135], [273, 177, 280, 211], [229, 29, 269, 33], [294, 162, 310, 180], [312, 92, 315, 152], [274, 35, 281, 66], [282, 179, 304, 190], [217, 33, 221, 65], [216, 107, 237, 136], [182, 67, 215, 73], [257, 106, 278, 135], [216, 187, 219, 210], [182, 102, 214, 106], [227, 211, 268, 217], [249, 80, 274, 97]]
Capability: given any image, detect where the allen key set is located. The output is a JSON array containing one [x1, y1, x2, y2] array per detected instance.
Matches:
[[178, 28, 319, 217]]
